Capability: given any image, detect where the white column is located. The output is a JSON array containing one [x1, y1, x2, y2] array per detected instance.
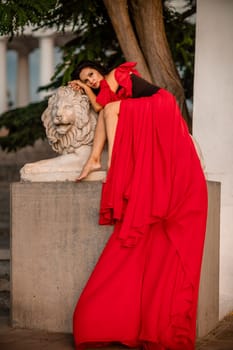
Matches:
[[193, 0, 233, 319], [0, 37, 8, 114], [39, 35, 54, 99], [16, 50, 30, 107]]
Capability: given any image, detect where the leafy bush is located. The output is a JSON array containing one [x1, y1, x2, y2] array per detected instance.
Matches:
[[0, 100, 48, 152]]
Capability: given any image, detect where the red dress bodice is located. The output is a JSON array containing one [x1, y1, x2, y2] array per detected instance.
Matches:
[[96, 62, 140, 107]]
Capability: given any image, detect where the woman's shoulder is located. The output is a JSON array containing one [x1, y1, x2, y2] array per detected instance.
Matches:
[[105, 62, 139, 80], [115, 62, 139, 77], [113, 61, 140, 87], [116, 61, 138, 71], [98, 62, 141, 103], [106, 69, 116, 81]]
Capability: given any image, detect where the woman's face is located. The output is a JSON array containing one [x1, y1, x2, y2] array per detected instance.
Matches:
[[79, 67, 104, 89]]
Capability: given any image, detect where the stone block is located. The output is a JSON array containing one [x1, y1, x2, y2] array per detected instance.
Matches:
[[10, 181, 220, 336], [11, 182, 112, 332]]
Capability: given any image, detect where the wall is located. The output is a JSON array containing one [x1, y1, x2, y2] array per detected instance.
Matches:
[[11, 182, 112, 333], [0, 139, 56, 316], [193, 0, 233, 318]]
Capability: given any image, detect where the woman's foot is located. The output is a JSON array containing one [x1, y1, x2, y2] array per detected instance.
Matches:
[[76, 157, 101, 181]]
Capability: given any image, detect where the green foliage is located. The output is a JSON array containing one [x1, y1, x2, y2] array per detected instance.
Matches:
[[0, 0, 124, 152], [0, 0, 195, 94], [0, 0, 57, 37], [40, 1, 124, 89], [163, 0, 196, 100], [0, 0, 196, 152], [0, 100, 48, 152], [38, 1, 196, 98]]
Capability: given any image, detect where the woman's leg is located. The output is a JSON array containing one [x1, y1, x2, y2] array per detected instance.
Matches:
[[76, 110, 106, 180], [76, 101, 120, 180], [103, 101, 120, 169]]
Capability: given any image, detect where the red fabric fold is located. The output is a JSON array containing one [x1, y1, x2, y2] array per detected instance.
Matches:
[[73, 88, 207, 350]]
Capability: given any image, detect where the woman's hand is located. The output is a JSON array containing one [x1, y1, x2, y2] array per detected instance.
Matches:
[[68, 79, 87, 92], [68, 79, 103, 113]]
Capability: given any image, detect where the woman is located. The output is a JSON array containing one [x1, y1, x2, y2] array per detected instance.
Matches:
[[69, 60, 160, 179], [69, 61, 208, 350]]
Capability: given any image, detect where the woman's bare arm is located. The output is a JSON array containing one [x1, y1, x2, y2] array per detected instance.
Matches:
[[69, 80, 103, 113], [69, 69, 119, 112]]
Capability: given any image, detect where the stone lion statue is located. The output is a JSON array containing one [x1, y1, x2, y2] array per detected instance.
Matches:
[[42, 86, 97, 155], [20, 86, 106, 182]]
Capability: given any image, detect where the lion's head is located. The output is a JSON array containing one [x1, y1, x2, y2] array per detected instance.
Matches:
[[41, 86, 97, 154]]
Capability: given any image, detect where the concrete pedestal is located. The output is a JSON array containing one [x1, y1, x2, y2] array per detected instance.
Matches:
[[10, 181, 220, 336], [11, 182, 112, 333], [197, 181, 220, 337], [193, 0, 233, 318]]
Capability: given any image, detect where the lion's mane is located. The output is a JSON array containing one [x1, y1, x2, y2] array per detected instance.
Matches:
[[41, 86, 97, 155]]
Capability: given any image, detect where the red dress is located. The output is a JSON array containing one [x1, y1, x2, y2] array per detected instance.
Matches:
[[73, 62, 208, 350]]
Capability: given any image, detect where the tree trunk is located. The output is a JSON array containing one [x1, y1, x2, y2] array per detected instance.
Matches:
[[103, 0, 152, 81], [130, 0, 190, 125], [103, 0, 191, 129]]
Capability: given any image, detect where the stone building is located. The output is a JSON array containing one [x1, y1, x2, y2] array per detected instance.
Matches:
[[0, 27, 75, 114]]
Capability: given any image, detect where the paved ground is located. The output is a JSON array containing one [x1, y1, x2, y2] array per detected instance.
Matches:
[[0, 316, 74, 350], [195, 312, 233, 350], [0, 314, 233, 350]]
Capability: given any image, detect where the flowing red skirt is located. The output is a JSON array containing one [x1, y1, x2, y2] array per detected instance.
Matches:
[[73, 89, 208, 350]]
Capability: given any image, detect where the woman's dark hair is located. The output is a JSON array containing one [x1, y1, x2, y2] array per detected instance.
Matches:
[[71, 60, 109, 80]]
